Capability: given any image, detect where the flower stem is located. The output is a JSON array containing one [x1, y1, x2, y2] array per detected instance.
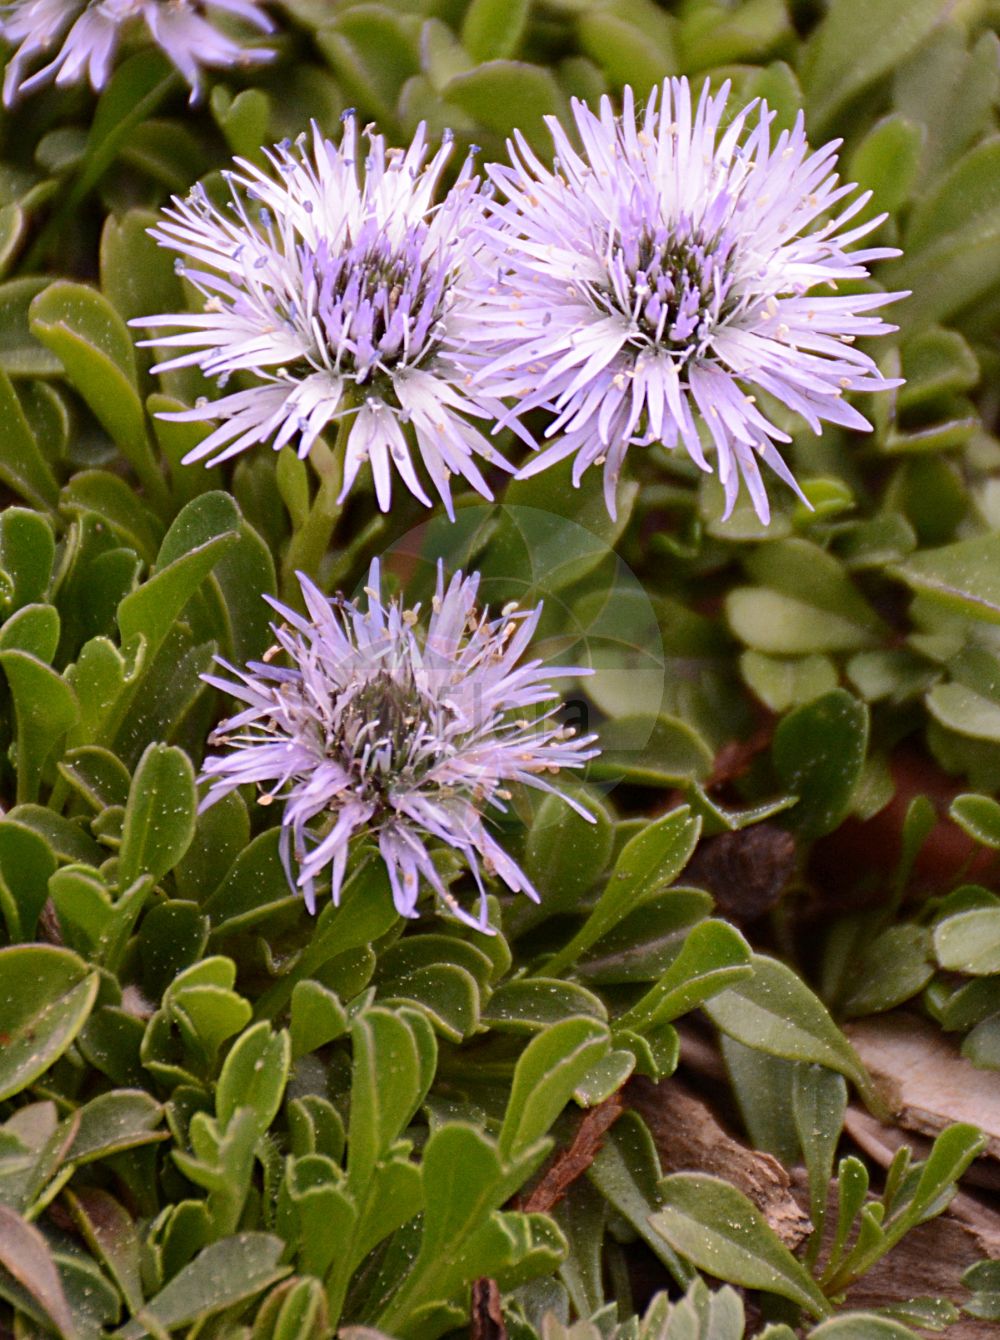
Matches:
[[280, 423, 347, 602]]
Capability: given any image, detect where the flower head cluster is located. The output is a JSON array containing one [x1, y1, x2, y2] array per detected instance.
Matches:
[[134, 116, 513, 517], [1, 0, 275, 105], [199, 562, 597, 930], [460, 78, 903, 521]]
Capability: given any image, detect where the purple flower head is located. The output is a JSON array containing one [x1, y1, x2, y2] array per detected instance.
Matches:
[[1, 0, 275, 105], [198, 561, 598, 931], [133, 117, 514, 518], [460, 78, 905, 523]]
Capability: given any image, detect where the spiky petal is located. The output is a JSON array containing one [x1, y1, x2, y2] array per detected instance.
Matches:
[[1, 0, 275, 104]]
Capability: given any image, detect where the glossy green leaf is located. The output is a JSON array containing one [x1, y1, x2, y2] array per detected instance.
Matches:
[[587, 1112, 692, 1286], [0, 1205, 77, 1340], [0, 819, 57, 941], [117, 496, 240, 661], [462, 0, 529, 60], [705, 953, 884, 1115], [217, 1022, 290, 1136], [348, 1006, 435, 1195], [934, 908, 1000, 974], [118, 742, 196, 888], [0, 946, 99, 1101], [651, 1173, 831, 1317], [289, 981, 347, 1058], [0, 370, 59, 509], [615, 919, 753, 1031], [499, 1017, 609, 1159], [0, 649, 80, 803], [523, 789, 614, 909], [773, 690, 869, 838], [115, 1233, 287, 1339], [444, 61, 568, 149], [803, 0, 951, 132], [29, 281, 166, 509], [950, 793, 1000, 848], [482, 978, 607, 1033], [544, 806, 700, 976], [0, 277, 62, 377]]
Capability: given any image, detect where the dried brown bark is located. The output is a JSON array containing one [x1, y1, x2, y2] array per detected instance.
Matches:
[[628, 1074, 812, 1250]]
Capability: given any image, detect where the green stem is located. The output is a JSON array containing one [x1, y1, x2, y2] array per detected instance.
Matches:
[[280, 426, 347, 603]]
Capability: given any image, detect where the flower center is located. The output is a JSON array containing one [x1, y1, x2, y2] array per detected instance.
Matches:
[[599, 221, 740, 357], [335, 668, 437, 799], [307, 222, 449, 386]]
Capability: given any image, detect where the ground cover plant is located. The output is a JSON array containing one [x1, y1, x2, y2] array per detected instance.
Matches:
[[2, 0, 1000, 1336]]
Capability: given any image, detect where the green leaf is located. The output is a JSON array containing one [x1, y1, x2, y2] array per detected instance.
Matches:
[[290, 981, 347, 1058], [651, 1173, 832, 1318], [587, 1112, 693, 1286], [60, 470, 161, 564], [348, 1006, 434, 1194], [66, 1090, 165, 1164], [807, 1318, 921, 1339], [773, 690, 869, 838], [727, 588, 878, 654], [204, 828, 296, 936], [117, 494, 241, 660], [803, 0, 952, 133], [316, 5, 418, 127], [461, 0, 529, 60], [928, 682, 1000, 743], [0, 507, 54, 610], [482, 978, 607, 1033], [0, 819, 57, 941], [0, 1205, 77, 1340], [891, 136, 1000, 327], [381, 963, 481, 1043], [544, 807, 700, 976], [615, 919, 753, 1031], [118, 742, 196, 889], [0, 370, 59, 509], [950, 793, 1000, 849], [114, 1233, 287, 1339], [705, 953, 885, 1116], [444, 61, 568, 150], [0, 278, 62, 377], [934, 909, 1000, 974], [217, 1022, 290, 1137], [591, 712, 713, 787], [0, 946, 99, 1101], [891, 1123, 985, 1232], [0, 650, 80, 803], [846, 116, 923, 218], [578, 1, 677, 90], [741, 651, 839, 714], [66, 1188, 142, 1316], [893, 535, 1000, 625], [838, 925, 934, 1016], [523, 789, 614, 909], [0, 604, 59, 662], [499, 1017, 609, 1160], [792, 1065, 846, 1257], [29, 282, 166, 510]]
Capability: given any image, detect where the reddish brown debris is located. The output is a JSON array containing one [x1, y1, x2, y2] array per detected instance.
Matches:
[[470, 1278, 507, 1340], [518, 1093, 626, 1215]]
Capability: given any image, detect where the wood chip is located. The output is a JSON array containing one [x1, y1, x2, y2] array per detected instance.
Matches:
[[519, 1093, 624, 1214], [471, 1278, 506, 1340], [845, 1013, 1000, 1159], [627, 1076, 812, 1250]]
